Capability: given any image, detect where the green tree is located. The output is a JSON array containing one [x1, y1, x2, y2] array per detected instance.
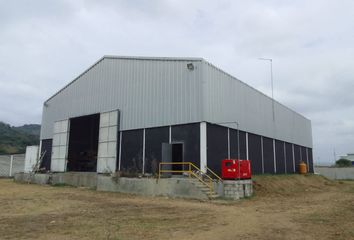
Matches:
[[0, 121, 40, 154], [335, 159, 352, 167]]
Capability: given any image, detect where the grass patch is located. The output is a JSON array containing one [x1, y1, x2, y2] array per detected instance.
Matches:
[[345, 186, 354, 194], [305, 213, 331, 224]]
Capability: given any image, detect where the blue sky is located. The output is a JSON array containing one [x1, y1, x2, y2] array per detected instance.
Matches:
[[1, 0, 354, 165]]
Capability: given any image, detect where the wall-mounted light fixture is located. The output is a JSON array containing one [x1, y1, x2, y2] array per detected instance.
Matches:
[[187, 63, 194, 70]]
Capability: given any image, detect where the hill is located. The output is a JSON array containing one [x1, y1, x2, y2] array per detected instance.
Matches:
[[0, 122, 40, 154], [13, 124, 41, 136]]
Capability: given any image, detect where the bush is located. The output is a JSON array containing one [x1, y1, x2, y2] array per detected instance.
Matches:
[[335, 159, 352, 167]]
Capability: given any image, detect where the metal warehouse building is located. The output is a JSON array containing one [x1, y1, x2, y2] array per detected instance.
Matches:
[[39, 56, 313, 176]]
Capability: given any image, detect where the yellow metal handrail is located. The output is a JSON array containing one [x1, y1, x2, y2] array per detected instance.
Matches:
[[189, 171, 212, 194], [158, 162, 217, 195], [205, 166, 222, 182]]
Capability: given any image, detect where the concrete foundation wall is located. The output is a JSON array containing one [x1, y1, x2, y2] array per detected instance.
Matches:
[[97, 176, 208, 200], [14, 173, 50, 185], [52, 172, 97, 188], [14, 172, 97, 187], [14, 172, 253, 201], [315, 167, 354, 180]]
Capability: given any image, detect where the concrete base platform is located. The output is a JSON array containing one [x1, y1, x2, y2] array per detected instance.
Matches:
[[97, 176, 209, 200], [14, 172, 97, 188], [14, 172, 253, 200]]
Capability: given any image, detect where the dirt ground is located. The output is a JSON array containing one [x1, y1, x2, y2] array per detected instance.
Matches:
[[0, 175, 354, 240]]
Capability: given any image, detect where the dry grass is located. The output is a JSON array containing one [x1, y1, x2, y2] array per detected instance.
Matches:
[[0, 175, 354, 240]]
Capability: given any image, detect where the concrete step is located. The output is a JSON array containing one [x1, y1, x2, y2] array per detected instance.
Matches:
[[192, 182, 209, 187], [194, 184, 209, 189], [194, 183, 209, 188], [192, 180, 210, 184], [190, 178, 214, 183], [189, 179, 218, 198], [208, 194, 219, 199]]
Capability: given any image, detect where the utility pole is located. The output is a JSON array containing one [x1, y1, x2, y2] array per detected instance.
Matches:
[[258, 58, 274, 121], [259, 58, 276, 172]]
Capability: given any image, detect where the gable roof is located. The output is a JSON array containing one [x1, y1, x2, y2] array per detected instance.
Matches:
[[44, 55, 309, 122], [45, 55, 204, 103]]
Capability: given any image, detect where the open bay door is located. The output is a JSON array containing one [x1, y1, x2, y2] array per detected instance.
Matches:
[[97, 110, 119, 173], [51, 119, 69, 172]]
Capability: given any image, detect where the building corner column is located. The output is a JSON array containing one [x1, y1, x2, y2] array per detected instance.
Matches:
[[200, 122, 207, 173]]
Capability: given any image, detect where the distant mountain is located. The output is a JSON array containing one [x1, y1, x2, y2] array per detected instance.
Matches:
[[0, 122, 40, 155], [13, 124, 40, 136]]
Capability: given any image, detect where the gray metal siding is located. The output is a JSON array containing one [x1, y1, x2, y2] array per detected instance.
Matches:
[[202, 61, 312, 148], [41, 56, 312, 149], [41, 58, 203, 139]]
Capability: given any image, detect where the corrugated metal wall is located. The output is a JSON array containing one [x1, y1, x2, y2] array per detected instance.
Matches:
[[41, 57, 204, 139], [202, 61, 312, 148], [41, 56, 312, 149]]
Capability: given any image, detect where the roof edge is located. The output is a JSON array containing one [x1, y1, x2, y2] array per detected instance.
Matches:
[[103, 55, 204, 61], [45, 56, 105, 103], [201, 59, 311, 122]]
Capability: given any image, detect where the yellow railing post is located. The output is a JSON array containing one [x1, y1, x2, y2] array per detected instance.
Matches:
[[209, 179, 212, 195], [189, 163, 191, 178], [158, 163, 161, 179]]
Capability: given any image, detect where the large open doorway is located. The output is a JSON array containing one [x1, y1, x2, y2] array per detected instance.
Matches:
[[67, 114, 100, 172], [172, 143, 183, 172]]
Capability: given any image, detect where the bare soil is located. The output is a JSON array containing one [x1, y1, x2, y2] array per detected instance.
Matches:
[[0, 175, 354, 240]]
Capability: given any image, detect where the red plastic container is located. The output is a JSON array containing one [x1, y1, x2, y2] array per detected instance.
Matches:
[[221, 159, 252, 180]]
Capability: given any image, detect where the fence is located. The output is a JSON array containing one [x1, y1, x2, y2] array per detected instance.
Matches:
[[0, 154, 25, 177], [315, 166, 354, 180]]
